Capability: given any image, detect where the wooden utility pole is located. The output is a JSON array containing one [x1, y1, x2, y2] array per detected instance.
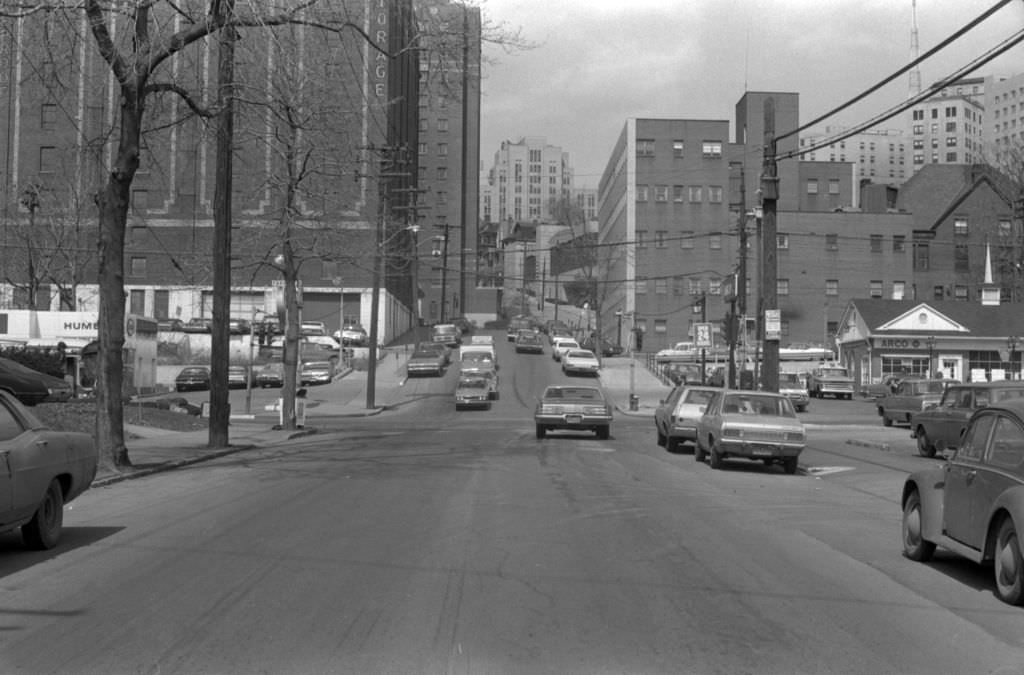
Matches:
[[760, 98, 779, 393], [210, 0, 236, 447]]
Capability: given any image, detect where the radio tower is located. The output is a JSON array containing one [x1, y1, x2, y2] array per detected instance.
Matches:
[[909, 0, 922, 97]]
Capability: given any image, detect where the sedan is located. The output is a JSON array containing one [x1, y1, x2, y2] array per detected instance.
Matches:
[[416, 341, 452, 364], [406, 349, 445, 377], [454, 374, 493, 410], [561, 349, 600, 376], [255, 362, 284, 388], [695, 390, 805, 474], [902, 399, 1024, 605], [0, 357, 62, 406], [534, 385, 613, 440], [912, 381, 1024, 457], [175, 366, 211, 392], [299, 361, 333, 385], [653, 385, 719, 452], [227, 365, 249, 389], [514, 332, 545, 354], [551, 338, 580, 362], [0, 390, 97, 549]]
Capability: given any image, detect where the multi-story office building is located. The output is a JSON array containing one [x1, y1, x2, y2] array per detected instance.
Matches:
[[0, 1, 481, 344], [483, 137, 574, 224], [908, 79, 986, 172], [985, 72, 1024, 168], [798, 127, 909, 185]]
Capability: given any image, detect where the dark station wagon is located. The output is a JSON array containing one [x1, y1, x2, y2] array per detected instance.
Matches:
[[911, 381, 1024, 457]]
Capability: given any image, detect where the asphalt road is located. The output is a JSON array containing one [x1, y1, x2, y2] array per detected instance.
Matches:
[[3, 340, 1024, 674]]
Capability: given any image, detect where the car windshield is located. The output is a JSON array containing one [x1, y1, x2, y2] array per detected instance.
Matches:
[[458, 379, 488, 389], [721, 394, 794, 417], [780, 374, 801, 385], [462, 353, 492, 363]]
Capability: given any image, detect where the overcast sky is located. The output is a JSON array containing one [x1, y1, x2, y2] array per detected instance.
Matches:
[[476, 0, 1024, 189]]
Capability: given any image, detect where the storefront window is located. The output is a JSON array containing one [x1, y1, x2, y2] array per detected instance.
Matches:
[[967, 350, 1004, 382], [881, 356, 929, 377]]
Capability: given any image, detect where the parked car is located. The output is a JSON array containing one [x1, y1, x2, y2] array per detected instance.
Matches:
[[654, 384, 720, 452], [430, 323, 462, 348], [695, 390, 805, 474], [175, 366, 211, 392], [416, 341, 452, 364], [534, 385, 613, 440], [228, 318, 251, 335], [451, 316, 475, 335], [0, 390, 97, 549], [551, 337, 580, 362], [807, 365, 855, 399], [157, 318, 184, 332], [511, 332, 542, 354], [406, 349, 446, 377], [706, 366, 727, 388], [300, 320, 327, 337], [299, 361, 333, 385], [877, 378, 950, 427], [335, 324, 368, 346], [778, 372, 810, 412], [0, 358, 65, 405], [911, 381, 1024, 457], [227, 365, 249, 388], [454, 374, 494, 410], [43, 374, 74, 403], [861, 374, 920, 400], [255, 362, 285, 388], [183, 317, 211, 333], [580, 336, 624, 357], [654, 341, 697, 363], [902, 399, 1024, 605], [663, 363, 703, 386], [562, 349, 600, 376], [507, 316, 535, 342]]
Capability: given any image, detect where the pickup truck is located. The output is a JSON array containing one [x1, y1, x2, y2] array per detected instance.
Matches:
[[807, 365, 855, 400], [877, 378, 949, 427]]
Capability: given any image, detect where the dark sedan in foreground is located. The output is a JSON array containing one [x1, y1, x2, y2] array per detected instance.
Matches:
[[0, 390, 97, 549], [902, 399, 1024, 605], [534, 385, 613, 440]]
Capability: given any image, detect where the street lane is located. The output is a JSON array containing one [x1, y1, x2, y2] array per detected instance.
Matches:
[[3, 348, 1024, 673]]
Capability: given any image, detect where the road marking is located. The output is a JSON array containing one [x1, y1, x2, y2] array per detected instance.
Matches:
[[805, 466, 856, 476]]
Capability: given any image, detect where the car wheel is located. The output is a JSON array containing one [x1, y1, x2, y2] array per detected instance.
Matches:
[[596, 426, 610, 440], [995, 518, 1024, 605], [666, 437, 680, 453], [709, 441, 723, 469], [22, 479, 64, 550], [916, 427, 936, 458], [656, 428, 666, 447], [535, 424, 546, 439], [782, 457, 798, 474], [694, 441, 707, 463], [901, 490, 936, 562], [881, 411, 893, 427]]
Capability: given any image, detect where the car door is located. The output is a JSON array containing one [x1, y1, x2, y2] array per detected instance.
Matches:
[[970, 415, 1024, 542], [933, 386, 969, 448], [0, 399, 41, 525], [944, 412, 997, 549]]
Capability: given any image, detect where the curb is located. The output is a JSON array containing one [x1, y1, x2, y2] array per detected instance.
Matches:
[[846, 438, 891, 452]]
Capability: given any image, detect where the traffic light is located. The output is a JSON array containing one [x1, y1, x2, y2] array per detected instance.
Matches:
[[721, 315, 736, 343]]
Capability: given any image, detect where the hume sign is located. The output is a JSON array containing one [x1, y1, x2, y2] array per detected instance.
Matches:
[[0, 310, 100, 343]]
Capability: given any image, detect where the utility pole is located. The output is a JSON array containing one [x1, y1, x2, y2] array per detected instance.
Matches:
[[438, 220, 450, 322], [700, 292, 707, 384], [761, 98, 780, 393], [458, 4, 470, 325]]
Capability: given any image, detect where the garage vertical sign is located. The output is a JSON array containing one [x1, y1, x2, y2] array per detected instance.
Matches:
[[373, 0, 388, 99]]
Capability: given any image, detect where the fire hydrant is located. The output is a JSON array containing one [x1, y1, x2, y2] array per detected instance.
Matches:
[[629, 394, 639, 411]]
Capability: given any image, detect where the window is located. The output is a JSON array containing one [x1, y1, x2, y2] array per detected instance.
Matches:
[[436, 166, 448, 180], [636, 230, 647, 248], [655, 231, 667, 248], [701, 141, 722, 157], [41, 103, 57, 131], [654, 185, 668, 202], [680, 231, 694, 249], [637, 139, 655, 157], [945, 122, 956, 133], [946, 152, 958, 162], [870, 234, 882, 252], [636, 185, 649, 202], [999, 219, 1013, 238], [806, 179, 818, 194], [132, 189, 148, 212], [654, 319, 668, 334], [954, 285, 969, 300], [673, 140, 684, 157], [636, 276, 648, 294], [688, 186, 702, 202], [708, 234, 721, 250], [655, 278, 667, 294], [437, 143, 448, 156], [954, 243, 969, 272], [129, 289, 145, 315], [825, 279, 838, 296], [869, 280, 883, 298], [418, 142, 428, 155], [673, 276, 685, 295], [954, 218, 968, 236], [709, 278, 722, 295], [892, 281, 905, 300], [987, 418, 1024, 471], [39, 146, 56, 173], [893, 235, 906, 252], [708, 186, 723, 203], [828, 179, 840, 195], [825, 233, 838, 251], [934, 285, 945, 300], [130, 257, 147, 277], [687, 278, 701, 296], [673, 185, 685, 202], [777, 279, 790, 296], [914, 241, 930, 270], [777, 233, 789, 250]]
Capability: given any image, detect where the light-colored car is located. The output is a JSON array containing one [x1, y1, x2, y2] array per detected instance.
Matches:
[[653, 385, 720, 452], [406, 349, 445, 377], [335, 324, 368, 346], [778, 372, 809, 412], [561, 349, 600, 376], [902, 399, 1024, 605], [807, 365, 855, 400], [299, 361, 333, 385], [416, 341, 451, 364], [227, 365, 249, 389], [0, 390, 97, 549], [454, 374, 494, 410], [431, 323, 462, 348], [534, 385, 613, 440], [300, 320, 327, 336], [551, 337, 580, 362], [911, 381, 1024, 457], [695, 390, 805, 474], [654, 341, 697, 363]]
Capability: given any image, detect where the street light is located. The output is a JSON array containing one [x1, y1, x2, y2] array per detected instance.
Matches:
[[1009, 335, 1019, 380], [925, 335, 935, 377]]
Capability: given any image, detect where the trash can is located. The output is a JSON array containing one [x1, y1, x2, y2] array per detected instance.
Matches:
[[629, 394, 639, 411]]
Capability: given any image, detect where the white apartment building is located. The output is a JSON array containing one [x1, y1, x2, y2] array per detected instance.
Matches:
[[799, 126, 908, 185]]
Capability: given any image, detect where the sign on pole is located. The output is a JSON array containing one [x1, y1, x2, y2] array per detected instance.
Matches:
[[765, 309, 781, 341], [695, 322, 713, 348]]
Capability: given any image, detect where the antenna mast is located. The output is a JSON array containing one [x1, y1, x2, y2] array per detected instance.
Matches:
[[909, 0, 922, 97]]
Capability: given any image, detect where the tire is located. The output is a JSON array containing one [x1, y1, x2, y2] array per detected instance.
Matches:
[[709, 442, 723, 469], [916, 427, 936, 458], [666, 437, 679, 453], [782, 457, 798, 475], [695, 440, 707, 463], [995, 518, 1024, 605], [881, 410, 893, 427], [901, 490, 936, 562], [656, 428, 667, 447], [22, 478, 64, 550], [596, 426, 610, 440], [535, 424, 546, 439]]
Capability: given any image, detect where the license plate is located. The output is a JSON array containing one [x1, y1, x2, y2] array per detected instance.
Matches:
[[750, 445, 776, 456], [566, 415, 583, 424]]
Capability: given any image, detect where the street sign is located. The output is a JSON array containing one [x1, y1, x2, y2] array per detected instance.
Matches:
[[765, 309, 781, 341], [694, 322, 713, 348]]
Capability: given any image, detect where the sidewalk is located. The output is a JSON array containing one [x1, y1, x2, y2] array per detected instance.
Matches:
[[94, 349, 670, 486]]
